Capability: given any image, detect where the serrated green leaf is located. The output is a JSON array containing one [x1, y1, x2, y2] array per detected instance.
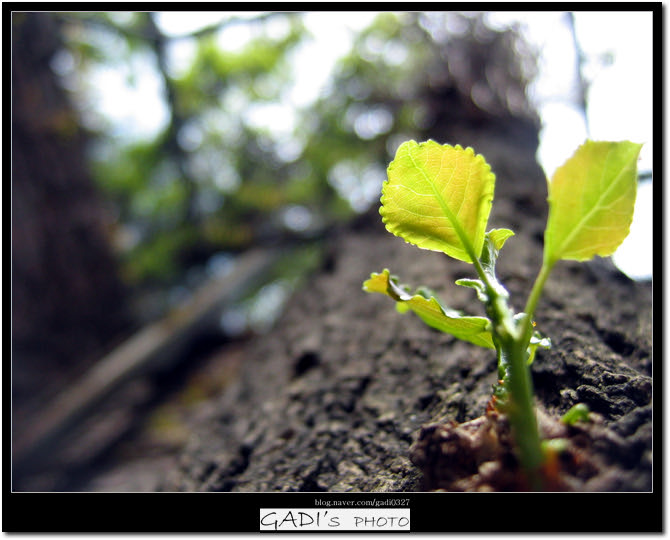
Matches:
[[381, 140, 496, 263], [363, 269, 495, 349], [543, 140, 642, 265]]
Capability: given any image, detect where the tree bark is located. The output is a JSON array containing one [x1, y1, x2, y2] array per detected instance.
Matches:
[[157, 128, 652, 492], [12, 13, 132, 433]]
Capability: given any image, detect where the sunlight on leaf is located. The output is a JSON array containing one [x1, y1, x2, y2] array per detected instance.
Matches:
[[380, 140, 496, 263], [543, 140, 642, 265]]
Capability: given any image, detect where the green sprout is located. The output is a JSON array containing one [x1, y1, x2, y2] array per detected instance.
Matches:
[[561, 403, 591, 426], [363, 139, 642, 490]]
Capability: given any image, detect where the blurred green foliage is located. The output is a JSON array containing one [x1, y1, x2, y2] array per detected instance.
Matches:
[[51, 12, 535, 318]]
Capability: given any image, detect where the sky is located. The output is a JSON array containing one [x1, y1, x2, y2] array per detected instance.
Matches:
[[74, 11, 654, 280], [486, 11, 653, 280]]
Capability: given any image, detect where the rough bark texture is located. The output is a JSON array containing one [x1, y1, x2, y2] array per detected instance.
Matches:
[[136, 130, 652, 493]]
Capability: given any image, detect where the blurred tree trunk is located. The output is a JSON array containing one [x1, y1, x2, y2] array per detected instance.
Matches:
[[12, 13, 132, 414]]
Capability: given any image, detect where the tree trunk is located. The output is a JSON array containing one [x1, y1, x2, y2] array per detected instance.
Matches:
[[12, 13, 132, 438]]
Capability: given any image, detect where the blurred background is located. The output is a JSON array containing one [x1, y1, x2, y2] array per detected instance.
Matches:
[[11, 10, 654, 491]]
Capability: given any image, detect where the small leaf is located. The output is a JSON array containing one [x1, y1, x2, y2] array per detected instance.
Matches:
[[510, 313, 551, 365], [527, 331, 551, 365], [480, 229, 514, 276], [362, 268, 410, 300], [486, 228, 515, 252], [477, 229, 515, 300], [363, 269, 495, 349], [381, 140, 496, 263], [561, 403, 591, 425], [455, 278, 488, 302], [455, 229, 514, 304], [543, 140, 642, 265]]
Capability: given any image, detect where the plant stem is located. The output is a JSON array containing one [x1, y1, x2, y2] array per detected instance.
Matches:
[[522, 260, 554, 342], [501, 337, 544, 489], [451, 225, 549, 489], [497, 258, 558, 489], [483, 258, 552, 490]]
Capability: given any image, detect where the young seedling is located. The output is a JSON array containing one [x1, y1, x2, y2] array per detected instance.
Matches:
[[363, 139, 642, 490]]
